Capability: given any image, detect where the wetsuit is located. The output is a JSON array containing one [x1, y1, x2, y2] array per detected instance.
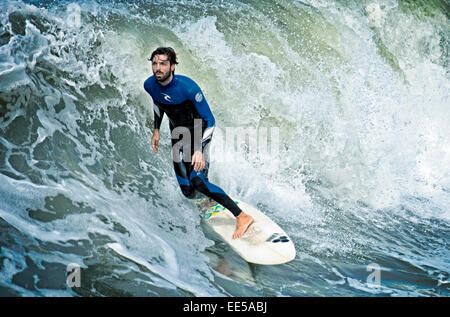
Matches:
[[144, 74, 242, 217]]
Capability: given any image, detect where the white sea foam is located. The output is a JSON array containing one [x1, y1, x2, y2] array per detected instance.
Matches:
[[0, 0, 448, 297]]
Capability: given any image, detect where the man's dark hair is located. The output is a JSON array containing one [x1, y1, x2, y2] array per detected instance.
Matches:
[[149, 47, 179, 65]]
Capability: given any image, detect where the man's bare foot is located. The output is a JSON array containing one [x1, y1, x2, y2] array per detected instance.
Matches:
[[232, 212, 254, 239]]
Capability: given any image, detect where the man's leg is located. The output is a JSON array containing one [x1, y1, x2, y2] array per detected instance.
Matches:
[[190, 169, 242, 217], [173, 164, 195, 198], [172, 146, 196, 198], [174, 134, 253, 238], [190, 141, 243, 216], [189, 168, 254, 239]]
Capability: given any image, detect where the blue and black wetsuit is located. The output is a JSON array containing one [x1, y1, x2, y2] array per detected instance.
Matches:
[[144, 74, 242, 217]]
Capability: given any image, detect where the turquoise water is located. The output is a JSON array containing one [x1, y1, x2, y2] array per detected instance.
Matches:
[[0, 0, 449, 297]]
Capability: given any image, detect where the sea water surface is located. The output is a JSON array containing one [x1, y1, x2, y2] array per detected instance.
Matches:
[[0, 0, 449, 297]]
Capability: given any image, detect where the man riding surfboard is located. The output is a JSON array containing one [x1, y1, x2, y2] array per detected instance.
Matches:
[[143, 47, 253, 239]]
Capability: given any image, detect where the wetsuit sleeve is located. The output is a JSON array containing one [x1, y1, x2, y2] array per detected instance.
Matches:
[[143, 79, 164, 130], [153, 102, 164, 130], [188, 83, 215, 150]]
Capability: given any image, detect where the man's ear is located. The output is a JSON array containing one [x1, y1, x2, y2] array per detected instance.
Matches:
[[171, 64, 175, 73]]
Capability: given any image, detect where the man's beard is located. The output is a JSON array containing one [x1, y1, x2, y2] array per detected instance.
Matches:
[[154, 70, 171, 82]]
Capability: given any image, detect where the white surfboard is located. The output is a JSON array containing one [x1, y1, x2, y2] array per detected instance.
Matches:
[[196, 198, 296, 265]]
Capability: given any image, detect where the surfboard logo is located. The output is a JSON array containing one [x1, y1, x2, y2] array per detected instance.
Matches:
[[201, 203, 222, 219], [196, 198, 222, 219], [266, 233, 290, 243], [195, 198, 240, 219]]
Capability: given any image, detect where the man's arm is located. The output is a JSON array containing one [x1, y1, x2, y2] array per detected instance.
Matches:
[[153, 103, 164, 131], [190, 85, 215, 151], [151, 129, 160, 153], [151, 102, 164, 153], [144, 79, 164, 154], [185, 81, 215, 170]]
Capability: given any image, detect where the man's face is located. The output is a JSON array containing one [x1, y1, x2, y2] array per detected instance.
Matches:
[[152, 54, 175, 83]]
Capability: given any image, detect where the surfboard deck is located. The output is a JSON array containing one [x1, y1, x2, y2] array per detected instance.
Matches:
[[195, 198, 296, 265]]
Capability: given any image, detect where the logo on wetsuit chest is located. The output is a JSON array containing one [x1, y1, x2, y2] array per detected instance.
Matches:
[[161, 93, 173, 103]]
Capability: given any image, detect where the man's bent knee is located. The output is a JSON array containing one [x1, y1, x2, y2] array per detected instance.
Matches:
[[180, 185, 196, 198]]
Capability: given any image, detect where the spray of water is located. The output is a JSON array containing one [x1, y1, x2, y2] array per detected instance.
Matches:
[[0, 0, 449, 296]]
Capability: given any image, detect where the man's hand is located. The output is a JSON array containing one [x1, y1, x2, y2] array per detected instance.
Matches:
[[191, 150, 205, 171], [151, 130, 160, 153]]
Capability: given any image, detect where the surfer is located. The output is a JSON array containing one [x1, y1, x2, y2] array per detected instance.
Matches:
[[144, 47, 253, 239]]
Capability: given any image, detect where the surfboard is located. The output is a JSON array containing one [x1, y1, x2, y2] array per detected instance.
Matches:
[[195, 198, 296, 265]]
